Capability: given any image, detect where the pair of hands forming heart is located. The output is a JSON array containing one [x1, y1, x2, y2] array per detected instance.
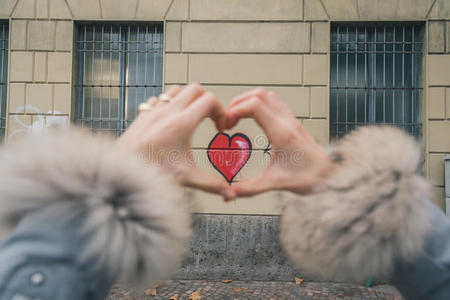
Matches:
[[117, 83, 335, 201]]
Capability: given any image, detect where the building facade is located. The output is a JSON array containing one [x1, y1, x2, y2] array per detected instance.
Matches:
[[1, 0, 450, 279]]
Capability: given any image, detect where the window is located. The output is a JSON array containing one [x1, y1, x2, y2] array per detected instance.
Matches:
[[0, 23, 8, 140], [75, 24, 163, 135], [330, 23, 424, 139]]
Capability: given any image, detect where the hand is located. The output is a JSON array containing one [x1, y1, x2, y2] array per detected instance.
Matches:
[[226, 88, 336, 198], [117, 83, 236, 200]]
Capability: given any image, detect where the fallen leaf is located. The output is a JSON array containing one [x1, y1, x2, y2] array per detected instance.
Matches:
[[221, 279, 232, 283], [169, 296, 178, 300], [272, 296, 278, 298], [295, 277, 304, 285], [189, 290, 202, 300], [144, 288, 157, 296], [232, 287, 247, 293]]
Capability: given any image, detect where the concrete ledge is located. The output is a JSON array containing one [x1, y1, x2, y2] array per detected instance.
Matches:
[[174, 214, 307, 281]]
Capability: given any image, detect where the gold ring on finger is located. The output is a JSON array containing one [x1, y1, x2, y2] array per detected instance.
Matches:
[[159, 93, 172, 103], [138, 102, 153, 113]]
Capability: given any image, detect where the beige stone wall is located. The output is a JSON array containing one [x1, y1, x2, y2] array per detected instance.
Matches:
[[3, 0, 73, 141], [1, 0, 449, 213], [427, 19, 450, 209]]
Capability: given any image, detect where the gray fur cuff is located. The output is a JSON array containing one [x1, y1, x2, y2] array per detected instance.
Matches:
[[280, 126, 432, 281], [0, 129, 191, 286]]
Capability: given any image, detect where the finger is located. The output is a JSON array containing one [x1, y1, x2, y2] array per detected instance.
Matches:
[[165, 85, 182, 97], [184, 167, 236, 200], [183, 91, 227, 132], [146, 96, 158, 106], [228, 88, 267, 109], [266, 90, 292, 115], [229, 87, 279, 111], [171, 83, 206, 108], [231, 175, 274, 198], [226, 97, 278, 139]]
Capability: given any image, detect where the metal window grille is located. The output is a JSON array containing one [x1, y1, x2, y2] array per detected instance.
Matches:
[[330, 23, 424, 139], [75, 23, 163, 135], [0, 23, 8, 141]]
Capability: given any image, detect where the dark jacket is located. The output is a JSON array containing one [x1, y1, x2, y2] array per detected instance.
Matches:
[[0, 126, 448, 300], [0, 129, 191, 299]]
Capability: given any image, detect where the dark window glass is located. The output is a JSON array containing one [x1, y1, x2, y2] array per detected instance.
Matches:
[[75, 24, 163, 135], [0, 23, 8, 140], [330, 23, 423, 139]]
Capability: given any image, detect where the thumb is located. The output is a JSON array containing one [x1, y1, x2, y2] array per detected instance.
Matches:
[[231, 175, 274, 198], [183, 167, 236, 201]]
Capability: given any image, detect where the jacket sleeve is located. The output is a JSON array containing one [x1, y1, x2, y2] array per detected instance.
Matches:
[[0, 129, 192, 300], [279, 126, 450, 298]]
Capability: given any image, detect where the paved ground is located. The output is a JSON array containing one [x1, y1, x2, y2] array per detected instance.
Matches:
[[107, 280, 404, 300]]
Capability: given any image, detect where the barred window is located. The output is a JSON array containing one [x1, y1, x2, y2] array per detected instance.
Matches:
[[75, 24, 163, 135], [0, 23, 8, 140], [330, 23, 424, 139]]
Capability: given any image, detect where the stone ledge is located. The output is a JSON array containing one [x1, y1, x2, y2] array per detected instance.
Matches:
[[174, 214, 307, 281]]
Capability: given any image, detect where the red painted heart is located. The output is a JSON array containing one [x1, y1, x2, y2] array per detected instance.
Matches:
[[207, 133, 252, 183]]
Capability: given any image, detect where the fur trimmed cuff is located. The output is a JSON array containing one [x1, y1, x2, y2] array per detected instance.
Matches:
[[0, 129, 191, 286], [280, 126, 432, 281]]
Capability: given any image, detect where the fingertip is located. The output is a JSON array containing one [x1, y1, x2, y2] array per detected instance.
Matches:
[[221, 189, 236, 201], [166, 85, 182, 96], [225, 114, 239, 129]]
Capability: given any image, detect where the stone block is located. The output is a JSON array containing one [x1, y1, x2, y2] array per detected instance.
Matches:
[[322, 0, 358, 20], [182, 22, 310, 53], [135, 0, 172, 20], [429, 153, 446, 186], [165, 22, 181, 52], [304, 0, 328, 20], [190, 0, 303, 20], [429, 121, 450, 152], [189, 54, 303, 85], [165, 53, 188, 83], [8, 83, 26, 113], [166, 0, 188, 20], [428, 0, 450, 20], [66, 0, 101, 19], [7, 114, 32, 142], [0, 0, 18, 18], [431, 186, 445, 211], [53, 84, 71, 114], [10, 20, 27, 50], [26, 84, 53, 114], [100, 0, 138, 19], [429, 55, 450, 86], [429, 87, 445, 119], [311, 22, 329, 53], [28, 21, 55, 51], [303, 55, 328, 85], [12, 0, 35, 18], [55, 21, 73, 51], [34, 52, 47, 82], [429, 22, 445, 53], [310, 86, 328, 118], [447, 22, 450, 53], [36, 0, 48, 18], [446, 88, 450, 119], [49, 0, 73, 19], [47, 52, 72, 83], [10, 52, 33, 82], [396, 0, 434, 19], [302, 118, 329, 145]]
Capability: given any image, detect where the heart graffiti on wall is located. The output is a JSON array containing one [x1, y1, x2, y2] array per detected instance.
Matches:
[[207, 133, 252, 183]]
